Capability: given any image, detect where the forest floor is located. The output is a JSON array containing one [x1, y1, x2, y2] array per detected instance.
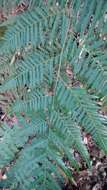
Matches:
[[63, 132, 107, 190]]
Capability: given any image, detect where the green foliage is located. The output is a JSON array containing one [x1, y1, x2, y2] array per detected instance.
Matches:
[[0, 0, 107, 189]]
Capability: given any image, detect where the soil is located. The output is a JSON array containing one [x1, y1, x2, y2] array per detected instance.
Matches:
[[63, 132, 107, 190]]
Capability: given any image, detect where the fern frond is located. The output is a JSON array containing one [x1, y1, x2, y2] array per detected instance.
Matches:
[[1, 6, 64, 53], [50, 110, 89, 164], [67, 0, 107, 96], [0, 0, 107, 189], [56, 81, 107, 153], [0, 121, 76, 190]]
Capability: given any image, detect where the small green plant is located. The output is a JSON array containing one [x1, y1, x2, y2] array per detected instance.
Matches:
[[0, 0, 107, 189]]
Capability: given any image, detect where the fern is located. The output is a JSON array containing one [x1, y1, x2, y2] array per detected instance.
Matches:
[[0, 0, 107, 189]]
